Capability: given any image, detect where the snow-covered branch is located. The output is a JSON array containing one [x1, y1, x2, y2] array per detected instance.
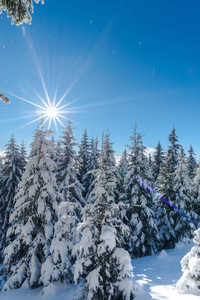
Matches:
[[0, 93, 10, 104], [0, 0, 44, 25]]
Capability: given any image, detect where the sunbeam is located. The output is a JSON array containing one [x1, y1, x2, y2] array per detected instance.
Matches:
[[1, 85, 81, 134]]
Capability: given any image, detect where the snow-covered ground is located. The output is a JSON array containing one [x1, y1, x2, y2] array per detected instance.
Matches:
[[0, 242, 199, 300], [134, 241, 199, 300]]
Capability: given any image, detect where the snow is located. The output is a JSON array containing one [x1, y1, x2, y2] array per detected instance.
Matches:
[[133, 242, 199, 300], [0, 242, 199, 299], [157, 250, 169, 260], [0, 149, 5, 157], [86, 269, 100, 300]]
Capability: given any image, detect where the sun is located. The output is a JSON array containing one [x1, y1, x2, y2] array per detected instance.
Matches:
[[36, 103, 60, 121], [33, 90, 78, 134], [0, 64, 82, 134], [46, 106, 58, 118], [0, 85, 79, 135]]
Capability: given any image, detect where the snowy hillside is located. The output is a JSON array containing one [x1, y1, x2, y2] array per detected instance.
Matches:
[[0, 241, 199, 300]]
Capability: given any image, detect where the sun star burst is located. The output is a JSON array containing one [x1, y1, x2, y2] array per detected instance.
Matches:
[[1, 85, 80, 135], [34, 94, 79, 134]]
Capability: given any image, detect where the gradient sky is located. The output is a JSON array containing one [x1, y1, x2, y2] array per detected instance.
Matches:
[[1, 0, 200, 157]]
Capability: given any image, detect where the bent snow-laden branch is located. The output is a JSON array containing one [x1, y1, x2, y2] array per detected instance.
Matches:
[[0, 0, 44, 26], [0, 93, 10, 104]]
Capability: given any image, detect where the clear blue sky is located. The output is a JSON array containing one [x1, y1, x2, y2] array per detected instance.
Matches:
[[1, 0, 200, 157]]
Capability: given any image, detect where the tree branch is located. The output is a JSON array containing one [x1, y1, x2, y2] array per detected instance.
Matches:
[[0, 93, 10, 104]]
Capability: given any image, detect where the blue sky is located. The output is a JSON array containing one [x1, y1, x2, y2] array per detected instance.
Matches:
[[1, 0, 200, 157]]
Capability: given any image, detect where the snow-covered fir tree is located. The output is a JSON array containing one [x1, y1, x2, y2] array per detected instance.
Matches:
[[0, 155, 3, 172], [147, 153, 153, 169], [40, 122, 85, 287], [40, 201, 79, 287], [147, 153, 155, 191], [187, 144, 197, 180], [118, 149, 129, 195], [73, 133, 135, 300], [168, 126, 180, 173], [55, 139, 63, 164], [124, 125, 158, 258], [0, 135, 25, 263], [152, 141, 164, 183], [155, 155, 176, 250], [104, 132, 121, 203], [173, 149, 195, 242], [19, 141, 27, 173], [118, 149, 129, 180], [176, 228, 200, 295], [54, 139, 63, 182], [2, 127, 60, 290], [83, 136, 101, 201], [57, 121, 85, 210], [78, 129, 91, 200], [192, 163, 200, 218], [155, 127, 180, 250]]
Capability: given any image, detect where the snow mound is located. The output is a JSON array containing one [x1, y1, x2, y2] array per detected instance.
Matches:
[[134, 282, 151, 300], [157, 250, 169, 260], [176, 242, 185, 250], [41, 283, 58, 297]]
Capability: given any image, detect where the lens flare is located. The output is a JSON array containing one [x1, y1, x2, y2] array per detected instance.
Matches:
[[136, 175, 197, 226]]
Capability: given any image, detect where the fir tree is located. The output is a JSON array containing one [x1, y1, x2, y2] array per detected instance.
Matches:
[[78, 129, 91, 200], [40, 122, 85, 287], [176, 228, 200, 295], [104, 132, 121, 203], [155, 126, 180, 250], [118, 149, 129, 194], [155, 155, 176, 250], [84, 136, 100, 201], [73, 133, 135, 300], [54, 139, 64, 182], [173, 150, 195, 242], [168, 126, 180, 173], [124, 125, 158, 258], [152, 141, 164, 182], [0, 155, 3, 172], [0, 135, 24, 263], [3, 127, 60, 290], [55, 139, 63, 164], [187, 145, 197, 179], [192, 164, 200, 217], [57, 121, 85, 210], [20, 141, 27, 173], [40, 201, 79, 287]]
